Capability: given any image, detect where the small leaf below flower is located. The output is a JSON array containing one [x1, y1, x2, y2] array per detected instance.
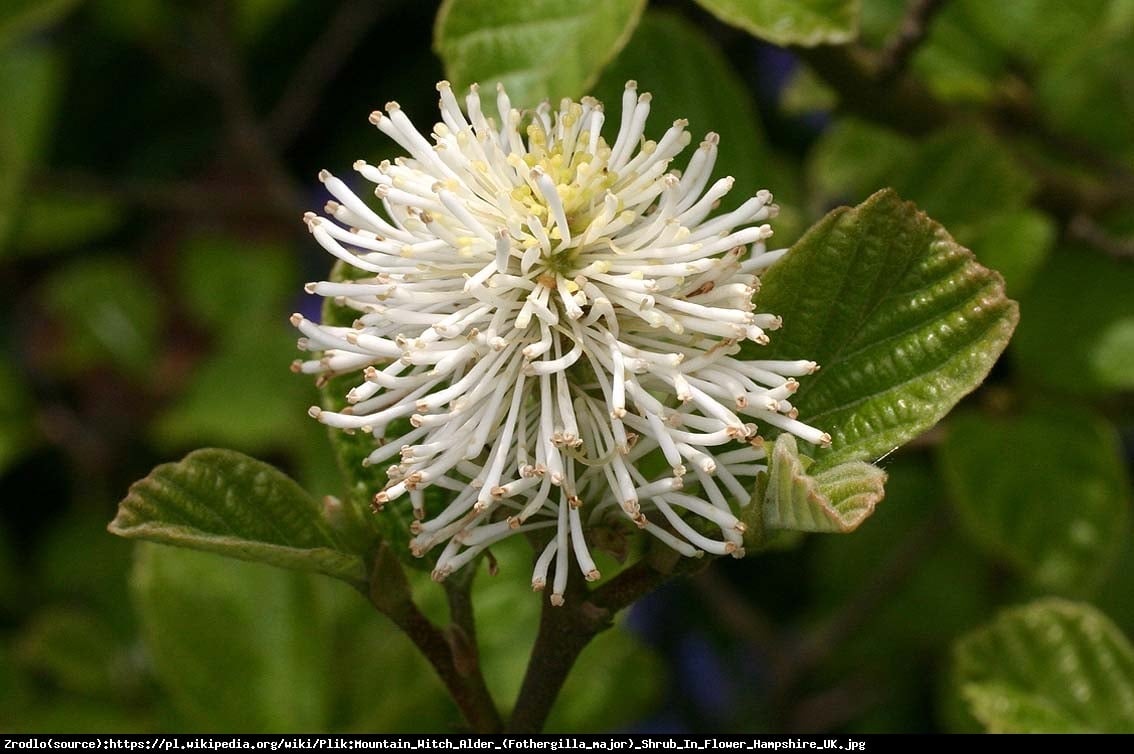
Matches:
[[745, 434, 886, 545]]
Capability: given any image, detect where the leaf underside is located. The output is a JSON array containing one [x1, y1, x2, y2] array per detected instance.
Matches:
[[110, 448, 367, 588]]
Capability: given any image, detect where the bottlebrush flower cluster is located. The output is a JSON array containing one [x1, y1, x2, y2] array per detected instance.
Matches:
[[293, 81, 828, 604]]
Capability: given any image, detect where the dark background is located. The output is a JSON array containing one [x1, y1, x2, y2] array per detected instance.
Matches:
[[1, 0, 1132, 734]]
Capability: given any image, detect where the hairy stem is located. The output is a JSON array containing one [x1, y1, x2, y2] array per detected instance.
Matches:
[[368, 545, 504, 733]]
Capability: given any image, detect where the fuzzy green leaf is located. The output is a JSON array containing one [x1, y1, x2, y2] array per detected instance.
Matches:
[[110, 448, 367, 588], [953, 599, 1134, 733], [692, 0, 860, 47], [939, 406, 1131, 595], [757, 434, 886, 535], [434, 0, 646, 109], [753, 189, 1018, 468]]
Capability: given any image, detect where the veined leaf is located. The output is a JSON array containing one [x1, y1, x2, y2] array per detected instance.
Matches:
[[939, 406, 1130, 595], [752, 189, 1018, 469], [692, 0, 860, 47], [1013, 244, 1134, 395], [751, 434, 886, 538], [110, 448, 368, 588], [953, 599, 1134, 733], [434, 0, 646, 109]]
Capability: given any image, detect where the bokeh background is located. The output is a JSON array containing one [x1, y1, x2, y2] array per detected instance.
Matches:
[[1, 0, 1132, 733]]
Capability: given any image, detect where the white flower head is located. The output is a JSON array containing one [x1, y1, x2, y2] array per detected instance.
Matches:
[[294, 80, 829, 604]]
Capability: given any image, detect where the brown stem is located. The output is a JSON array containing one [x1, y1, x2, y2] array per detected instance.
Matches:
[[442, 573, 504, 729], [266, 0, 395, 149], [507, 572, 611, 734], [144, 1, 302, 216], [507, 551, 707, 732], [368, 546, 504, 732], [1068, 213, 1134, 261], [876, 0, 950, 81], [793, 44, 949, 136]]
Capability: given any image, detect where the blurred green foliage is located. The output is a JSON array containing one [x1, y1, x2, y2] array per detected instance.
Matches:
[[1, 0, 1132, 735]]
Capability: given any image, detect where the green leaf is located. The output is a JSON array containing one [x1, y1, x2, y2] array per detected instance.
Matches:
[[889, 126, 1036, 228], [957, 208, 1055, 297], [1012, 244, 1134, 396], [154, 325, 315, 454], [0, 45, 60, 254], [0, 360, 35, 476], [953, 599, 1134, 733], [434, 0, 646, 109], [0, 0, 82, 49], [41, 256, 164, 379], [754, 189, 1019, 468], [809, 123, 1035, 233], [8, 190, 124, 256], [131, 544, 335, 732], [856, 0, 903, 46], [906, 4, 1004, 104], [1036, 30, 1134, 167], [806, 118, 916, 203], [110, 448, 368, 587], [758, 434, 886, 534], [958, 0, 1123, 70], [692, 0, 860, 47], [1092, 318, 1134, 391], [938, 406, 1131, 595], [15, 608, 131, 699], [156, 236, 314, 454], [780, 64, 838, 115], [592, 11, 803, 237], [178, 236, 297, 336]]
